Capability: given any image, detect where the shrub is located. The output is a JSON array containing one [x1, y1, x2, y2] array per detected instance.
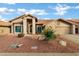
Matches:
[[42, 26, 56, 41], [18, 33, 24, 38]]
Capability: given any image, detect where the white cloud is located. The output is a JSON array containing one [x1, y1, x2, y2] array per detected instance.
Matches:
[[6, 3, 16, 5], [17, 8, 48, 15], [8, 9, 15, 12], [17, 8, 27, 13], [0, 19, 6, 21], [0, 7, 48, 16], [0, 15, 2, 19], [51, 4, 79, 17], [0, 0, 16, 5], [49, 4, 79, 17], [43, 18, 51, 19], [28, 9, 48, 15], [53, 4, 71, 16], [75, 6, 79, 9], [0, 8, 8, 14], [0, 7, 15, 14], [0, 15, 7, 22], [67, 18, 72, 19]]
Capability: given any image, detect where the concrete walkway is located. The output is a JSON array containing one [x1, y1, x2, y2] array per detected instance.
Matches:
[[0, 53, 79, 56]]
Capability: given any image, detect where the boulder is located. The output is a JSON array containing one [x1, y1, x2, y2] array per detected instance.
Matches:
[[38, 35, 45, 40], [59, 40, 67, 46]]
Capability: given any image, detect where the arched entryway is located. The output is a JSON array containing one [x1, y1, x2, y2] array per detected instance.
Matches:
[[27, 19, 32, 34], [22, 14, 37, 35]]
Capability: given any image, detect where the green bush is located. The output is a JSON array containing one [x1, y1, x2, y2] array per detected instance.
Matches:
[[42, 26, 56, 41]]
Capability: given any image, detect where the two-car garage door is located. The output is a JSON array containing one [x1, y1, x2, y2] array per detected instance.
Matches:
[[55, 26, 70, 34], [0, 27, 10, 35]]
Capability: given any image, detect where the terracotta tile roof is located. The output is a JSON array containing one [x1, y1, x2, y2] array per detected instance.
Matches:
[[57, 19, 79, 25], [0, 21, 11, 26], [66, 20, 79, 25], [11, 20, 23, 24], [9, 14, 38, 22], [36, 19, 79, 25], [68, 19, 79, 24], [36, 19, 53, 25]]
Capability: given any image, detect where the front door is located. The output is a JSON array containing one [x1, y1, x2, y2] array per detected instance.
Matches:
[[75, 28, 78, 34], [30, 25, 32, 34]]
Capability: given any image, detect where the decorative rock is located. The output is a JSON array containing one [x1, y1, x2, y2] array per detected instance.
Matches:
[[17, 44, 23, 47], [39, 35, 45, 40], [10, 43, 23, 48], [59, 40, 67, 46], [31, 45, 38, 49], [10, 43, 18, 48]]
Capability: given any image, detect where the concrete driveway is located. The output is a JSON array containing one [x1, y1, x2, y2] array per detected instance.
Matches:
[[64, 34, 79, 44]]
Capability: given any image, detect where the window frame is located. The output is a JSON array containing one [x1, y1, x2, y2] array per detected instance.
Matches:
[[15, 26, 22, 32]]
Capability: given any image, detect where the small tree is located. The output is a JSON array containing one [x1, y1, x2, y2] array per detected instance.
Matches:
[[42, 26, 56, 41]]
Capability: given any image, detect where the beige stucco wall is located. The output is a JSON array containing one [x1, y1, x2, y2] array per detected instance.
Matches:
[[45, 20, 71, 34], [45, 20, 56, 30], [11, 16, 32, 23], [0, 26, 10, 35], [11, 18, 23, 23], [11, 16, 35, 35]]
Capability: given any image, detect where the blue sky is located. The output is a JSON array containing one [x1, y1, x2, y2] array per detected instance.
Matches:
[[0, 3, 79, 21]]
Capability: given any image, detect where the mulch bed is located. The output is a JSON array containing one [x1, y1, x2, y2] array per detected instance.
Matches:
[[0, 35, 79, 53]]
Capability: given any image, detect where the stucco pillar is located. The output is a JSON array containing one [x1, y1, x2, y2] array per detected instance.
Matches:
[[32, 18, 36, 34], [11, 24, 14, 34], [78, 26, 79, 34], [23, 18, 27, 35], [28, 24, 30, 34], [72, 25, 75, 34]]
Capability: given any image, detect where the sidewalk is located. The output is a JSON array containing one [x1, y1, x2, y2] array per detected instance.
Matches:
[[0, 53, 79, 56]]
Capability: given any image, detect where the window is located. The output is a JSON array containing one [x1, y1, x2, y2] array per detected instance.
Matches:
[[37, 26, 42, 33], [38, 27, 41, 32], [15, 26, 21, 32]]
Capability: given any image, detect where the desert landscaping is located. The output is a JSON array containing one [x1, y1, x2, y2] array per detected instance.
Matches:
[[0, 34, 79, 53]]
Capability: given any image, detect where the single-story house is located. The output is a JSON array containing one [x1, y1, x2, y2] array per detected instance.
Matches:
[[0, 14, 79, 35]]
